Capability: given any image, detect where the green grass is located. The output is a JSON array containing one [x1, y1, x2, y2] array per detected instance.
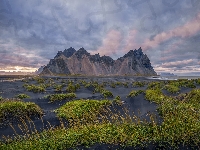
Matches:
[[132, 81, 145, 87], [127, 90, 144, 98], [15, 94, 30, 99], [145, 89, 166, 104], [21, 78, 29, 83], [2, 95, 200, 150], [145, 88, 200, 147], [66, 83, 79, 93], [0, 96, 3, 101], [1, 79, 200, 149], [112, 96, 123, 106], [101, 90, 113, 98], [0, 122, 158, 150], [33, 77, 46, 84], [53, 84, 65, 92], [147, 81, 164, 90], [0, 99, 43, 122], [115, 81, 122, 86], [123, 82, 129, 88], [164, 84, 180, 94], [44, 93, 77, 103], [55, 99, 112, 122], [110, 82, 116, 88], [23, 84, 46, 93]]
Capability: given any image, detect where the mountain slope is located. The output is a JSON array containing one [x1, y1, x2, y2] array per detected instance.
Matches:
[[40, 47, 157, 76]]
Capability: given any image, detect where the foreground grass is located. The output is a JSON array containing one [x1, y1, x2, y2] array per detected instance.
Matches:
[[1, 116, 199, 149], [0, 122, 159, 150], [1, 79, 200, 149], [1, 91, 200, 149], [0, 99, 43, 122], [145, 88, 200, 146], [55, 99, 113, 125]]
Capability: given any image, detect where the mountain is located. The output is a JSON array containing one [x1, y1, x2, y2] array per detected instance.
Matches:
[[40, 47, 157, 76], [159, 72, 177, 76], [34, 65, 45, 74]]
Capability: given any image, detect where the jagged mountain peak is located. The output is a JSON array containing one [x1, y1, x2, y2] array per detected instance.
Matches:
[[54, 51, 63, 58], [126, 47, 143, 57], [40, 47, 157, 76], [116, 47, 143, 61], [54, 47, 76, 59], [75, 47, 90, 59], [63, 47, 76, 58]]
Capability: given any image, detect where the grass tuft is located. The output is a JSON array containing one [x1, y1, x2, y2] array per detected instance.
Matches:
[[44, 93, 77, 103]]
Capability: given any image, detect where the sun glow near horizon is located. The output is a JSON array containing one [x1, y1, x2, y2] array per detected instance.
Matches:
[[0, 66, 37, 73]]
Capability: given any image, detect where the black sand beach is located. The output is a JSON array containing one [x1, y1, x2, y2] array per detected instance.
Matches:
[[0, 75, 200, 149]]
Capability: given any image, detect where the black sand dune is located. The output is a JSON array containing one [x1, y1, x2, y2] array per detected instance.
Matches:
[[0, 76, 199, 149]]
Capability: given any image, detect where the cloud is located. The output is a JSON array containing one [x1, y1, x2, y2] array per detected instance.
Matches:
[[141, 13, 200, 50], [90, 29, 122, 56], [161, 59, 196, 68], [123, 29, 139, 51], [0, 0, 200, 75]]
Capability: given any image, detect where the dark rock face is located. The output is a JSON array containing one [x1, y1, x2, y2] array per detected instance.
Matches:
[[75, 47, 90, 60], [40, 47, 157, 76], [46, 58, 70, 74], [63, 47, 76, 58], [89, 53, 101, 62], [100, 56, 114, 66], [34, 65, 45, 74], [54, 47, 76, 59]]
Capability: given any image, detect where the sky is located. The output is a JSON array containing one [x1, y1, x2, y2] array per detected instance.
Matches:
[[0, 0, 200, 75]]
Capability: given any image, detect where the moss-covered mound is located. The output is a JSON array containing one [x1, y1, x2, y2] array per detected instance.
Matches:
[[55, 99, 113, 125], [0, 99, 43, 122]]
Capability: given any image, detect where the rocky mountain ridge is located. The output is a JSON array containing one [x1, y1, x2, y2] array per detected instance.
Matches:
[[40, 47, 157, 76]]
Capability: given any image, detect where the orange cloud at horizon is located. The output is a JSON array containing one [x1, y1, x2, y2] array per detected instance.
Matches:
[[0, 66, 37, 72]]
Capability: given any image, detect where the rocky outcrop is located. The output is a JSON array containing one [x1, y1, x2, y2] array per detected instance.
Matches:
[[40, 47, 157, 76], [34, 65, 45, 74]]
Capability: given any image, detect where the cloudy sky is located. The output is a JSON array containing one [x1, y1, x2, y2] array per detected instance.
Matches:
[[1, 0, 200, 75]]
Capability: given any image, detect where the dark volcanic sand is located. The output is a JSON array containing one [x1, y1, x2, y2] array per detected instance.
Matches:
[[0, 76, 198, 149]]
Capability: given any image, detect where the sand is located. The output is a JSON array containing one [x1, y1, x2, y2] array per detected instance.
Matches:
[[0, 76, 198, 149]]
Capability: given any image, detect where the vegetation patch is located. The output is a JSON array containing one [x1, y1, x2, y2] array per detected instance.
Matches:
[[23, 84, 46, 93], [164, 84, 180, 94], [145, 88, 200, 147], [132, 81, 145, 87], [145, 89, 166, 104], [44, 93, 76, 103], [33, 77, 46, 84], [112, 96, 123, 105], [66, 83, 80, 93], [110, 82, 116, 88], [127, 90, 144, 98], [0, 122, 157, 150], [55, 99, 113, 125], [123, 82, 129, 88], [0, 96, 3, 101], [101, 90, 113, 98], [147, 81, 164, 90], [15, 94, 30, 99], [53, 84, 65, 92], [1, 79, 200, 149], [0, 99, 43, 122]]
